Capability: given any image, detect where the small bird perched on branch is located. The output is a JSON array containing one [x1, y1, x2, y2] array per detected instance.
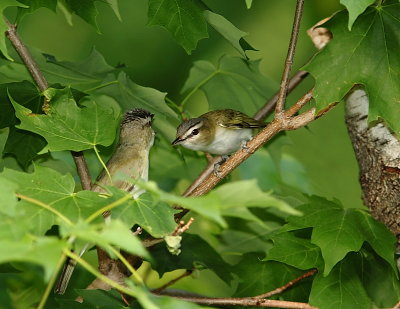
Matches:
[[54, 108, 155, 295], [172, 109, 266, 155]]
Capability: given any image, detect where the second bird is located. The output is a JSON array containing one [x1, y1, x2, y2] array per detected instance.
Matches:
[[172, 109, 266, 155]]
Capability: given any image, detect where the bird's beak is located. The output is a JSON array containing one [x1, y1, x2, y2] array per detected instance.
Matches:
[[171, 137, 183, 146]]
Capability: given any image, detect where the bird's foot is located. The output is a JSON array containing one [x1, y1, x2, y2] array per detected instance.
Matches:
[[213, 155, 229, 178], [240, 139, 251, 153]]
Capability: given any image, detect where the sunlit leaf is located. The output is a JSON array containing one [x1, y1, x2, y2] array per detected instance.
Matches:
[[11, 87, 120, 152], [340, 0, 375, 29], [304, 3, 400, 136], [0, 237, 65, 281]]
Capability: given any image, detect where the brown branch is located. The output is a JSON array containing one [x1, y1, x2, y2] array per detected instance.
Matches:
[[254, 70, 309, 122], [275, 0, 305, 117], [255, 269, 317, 299], [153, 293, 317, 308], [5, 19, 93, 189], [5, 21, 48, 92], [185, 89, 313, 199], [152, 270, 193, 294], [72, 151, 92, 190]]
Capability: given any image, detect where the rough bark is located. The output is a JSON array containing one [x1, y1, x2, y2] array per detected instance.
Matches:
[[345, 88, 400, 242]]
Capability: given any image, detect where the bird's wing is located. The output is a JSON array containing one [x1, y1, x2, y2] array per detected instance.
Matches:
[[218, 110, 266, 129]]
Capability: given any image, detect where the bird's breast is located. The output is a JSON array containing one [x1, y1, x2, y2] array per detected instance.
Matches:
[[202, 127, 252, 155]]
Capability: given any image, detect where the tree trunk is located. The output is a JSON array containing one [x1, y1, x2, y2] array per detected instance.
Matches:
[[345, 88, 400, 244]]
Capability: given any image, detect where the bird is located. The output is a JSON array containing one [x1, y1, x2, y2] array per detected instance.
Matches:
[[172, 109, 265, 156], [54, 108, 155, 295]]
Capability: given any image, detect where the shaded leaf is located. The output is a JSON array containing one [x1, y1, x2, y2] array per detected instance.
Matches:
[[151, 234, 233, 283], [0, 1, 28, 60], [304, 3, 400, 136], [309, 257, 371, 309], [265, 232, 323, 270], [16, 0, 57, 21], [147, 0, 208, 53], [361, 249, 400, 308], [203, 11, 255, 58], [233, 253, 311, 302], [64, 0, 100, 31], [12, 87, 120, 152], [3, 128, 47, 168], [181, 56, 276, 115], [283, 196, 397, 275]]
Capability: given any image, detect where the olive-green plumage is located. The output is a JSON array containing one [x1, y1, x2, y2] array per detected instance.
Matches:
[[172, 109, 265, 155]]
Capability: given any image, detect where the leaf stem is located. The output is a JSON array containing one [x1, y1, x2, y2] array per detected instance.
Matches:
[[108, 247, 144, 285], [85, 193, 132, 223], [37, 253, 68, 309], [16, 193, 73, 226], [63, 249, 138, 297], [93, 145, 112, 184], [180, 71, 218, 109]]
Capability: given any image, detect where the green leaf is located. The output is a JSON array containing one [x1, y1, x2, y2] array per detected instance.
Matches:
[[3, 127, 47, 168], [203, 11, 255, 58], [309, 257, 372, 309], [0, 237, 65, 281], [233, 253, 311, 301], [61, 220, 149, 258], [11, 87, 120, 152], [1, 166, 122, 234], [137, 181, 226, 227], [147, 0, 208, 54], [106, 0, 121, 21], [340, 0, 375, 29], [96, 72, 179, 139], [303, 3, 400, 136], [361, 249, 400, 307], [265, 232, 323, 270], [16, 0, 57, 21], [181, 56, 276, 114], [151, 234, 233, 283], [219, 229, 273, 255], [72, 289, 125, 308], [64, 0, 100, 31], [111, 190, 177, 238], [0, 177, 18, 216], [283, 196, 397, 275], [0, 81, 47, 167], [214, 179, 301, 216], [0, 1, 28, 60], [245, 0, 253, 9]]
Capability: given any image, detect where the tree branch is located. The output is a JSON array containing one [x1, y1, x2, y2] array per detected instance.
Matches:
[[254, 269, 317, 299], [154, 293, 317, 309], [5, 19, 93, 190], [152, 270, 193, 294], [275, 0, 305, 117]]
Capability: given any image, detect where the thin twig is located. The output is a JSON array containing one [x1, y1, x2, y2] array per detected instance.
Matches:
[[255, 269, 318, 299], [275, 0, 305, 118], [154, 293, 317, 308], [254, 70, 309, 122], [5, 20, 48, 92], [72, 151, 92, 190], [152, 270, 193, 294]]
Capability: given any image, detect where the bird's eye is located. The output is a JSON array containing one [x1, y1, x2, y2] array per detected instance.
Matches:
[[192, 129, 199, 136]]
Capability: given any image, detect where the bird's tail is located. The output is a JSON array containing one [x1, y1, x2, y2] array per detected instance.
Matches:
[[54, 244, 89, 294], [54, 257, 77, 294]]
